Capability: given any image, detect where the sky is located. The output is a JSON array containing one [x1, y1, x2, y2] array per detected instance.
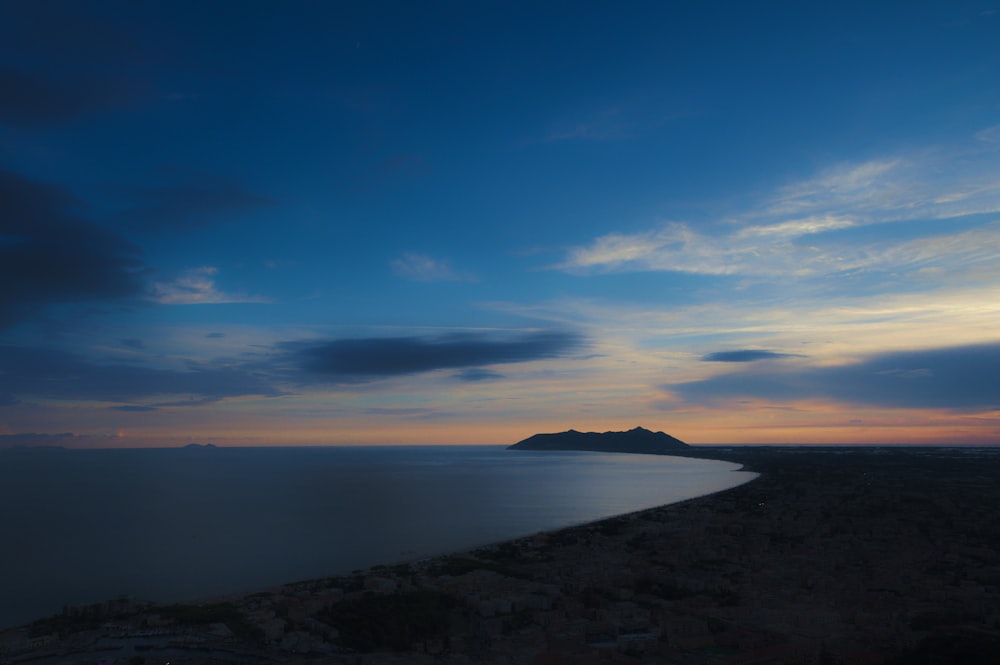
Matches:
[[2, 1, 1000, 447]]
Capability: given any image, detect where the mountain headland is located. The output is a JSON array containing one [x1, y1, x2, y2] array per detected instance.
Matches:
[[508, 426, 688, 454]]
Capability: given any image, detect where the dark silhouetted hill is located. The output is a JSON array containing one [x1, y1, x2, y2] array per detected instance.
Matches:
[[508, 427, 688, 454]]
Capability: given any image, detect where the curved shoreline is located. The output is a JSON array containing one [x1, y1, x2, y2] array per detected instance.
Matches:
[[7, 446, 999, 664], [0, 450, 749, 632]]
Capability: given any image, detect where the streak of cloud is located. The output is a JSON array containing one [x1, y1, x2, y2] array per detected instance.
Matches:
[[669, 342, 1000, 411], [152, 267, 269, 305], [0, 344, 284, 406], [391, 253, 476, 282], [455, 368, 506, 381], [558, 132, 1000, 282], [561, 211, 1000, 281], [702, 350, 799, 362], [290, 331, 584, 380], [0, 432, 126, 448]]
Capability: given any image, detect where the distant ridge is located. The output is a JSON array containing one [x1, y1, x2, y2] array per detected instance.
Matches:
[[508, 427, 688, 455]]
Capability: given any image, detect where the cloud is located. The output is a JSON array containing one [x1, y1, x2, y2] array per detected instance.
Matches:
[[764, 159, 904, 218], [0, 330, 580, 410], [561, 209, 1000, 282], [455, 368, 506, 381], [363, 407, 438, 417], [735, 215, 856, 239], [0, 169, 145, 326], [0, 344, 284, 406], [702, 350, 799, 362], [975, 124, 1000, 144], [0, 432, 75, 448], [206, 332, 226, 339], [669, 342, 1000, 411], [120, 176, 274, 231], [559, 220, 855, 277], [759, 145, 1000, 223], [0, 432, 123, 449], [559, 132, 1000, 281], [391, 253, 475, 282], [0, 170, 270, 323], [290, 330, 584, 380], [152, 267, 269, 305]]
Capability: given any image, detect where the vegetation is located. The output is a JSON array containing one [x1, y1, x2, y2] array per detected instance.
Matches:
[[428, 555, 529, 580], [28, 612, 100, 638], [321, 590, 457, 652], [157, 603, 263, 644]]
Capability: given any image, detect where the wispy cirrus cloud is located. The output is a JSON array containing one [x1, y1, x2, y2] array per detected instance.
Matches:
[[757, 141, 1000, 224], [561, 219, 1000, 278], [976, 124, 1000, 144], [734, 215, 856, 239], [762, 159, 905, 219], [558, 129, 1000, 284], [151, 267, 269, 305], [391, 253, 476, 282], [485, 279, 1000, 379]]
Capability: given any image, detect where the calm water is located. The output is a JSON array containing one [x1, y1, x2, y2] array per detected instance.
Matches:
[[0, 446, 753, 629]]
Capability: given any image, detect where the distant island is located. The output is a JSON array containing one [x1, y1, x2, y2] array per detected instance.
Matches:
[[182, 443, 217, 450], [508, 426, 688, 454]]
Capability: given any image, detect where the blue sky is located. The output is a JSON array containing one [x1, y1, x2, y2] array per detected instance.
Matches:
[[2, 1, 1000, 446]]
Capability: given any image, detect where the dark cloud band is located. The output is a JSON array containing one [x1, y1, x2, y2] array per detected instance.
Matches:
[[0, 330, 583, 407], [671, 342, 1000, 411], [0, 344, 283, 406], [702, 349, 799, 362], [292, 331, 584, 379], [0, 170, 145, 327]]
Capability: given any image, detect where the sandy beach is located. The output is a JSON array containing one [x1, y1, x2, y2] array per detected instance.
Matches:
[[4, 446, 999, 664]]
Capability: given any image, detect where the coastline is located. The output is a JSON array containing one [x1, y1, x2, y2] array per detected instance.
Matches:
[[4, 446, 999, 664], [0, 447, 744, 633]]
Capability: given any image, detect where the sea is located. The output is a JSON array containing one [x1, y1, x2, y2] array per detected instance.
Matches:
[[0, 445, 754, 630]]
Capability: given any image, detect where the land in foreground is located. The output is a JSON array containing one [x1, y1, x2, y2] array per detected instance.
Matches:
[[3, 446, 999, 664]]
